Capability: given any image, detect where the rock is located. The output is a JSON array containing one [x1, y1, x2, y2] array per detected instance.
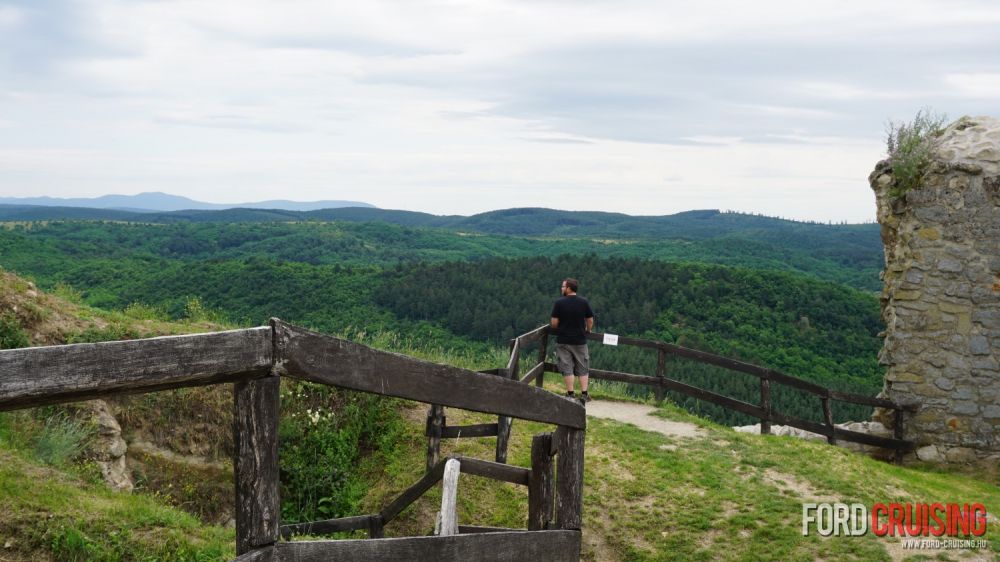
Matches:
[[970, 335, 991, 355], [80, 400, 133, 492], [916, 445, 941, 462], [944, 447, 978, 464], [97, 456, 134, 493]]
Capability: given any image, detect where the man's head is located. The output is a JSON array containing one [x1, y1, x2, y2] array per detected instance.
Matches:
[[561, 278, 579, 296]]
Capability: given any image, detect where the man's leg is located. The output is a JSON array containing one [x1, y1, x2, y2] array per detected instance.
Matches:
[[576, 344, 590, 397], [556, 344, 576, 394], [563, 374, 575, 393]]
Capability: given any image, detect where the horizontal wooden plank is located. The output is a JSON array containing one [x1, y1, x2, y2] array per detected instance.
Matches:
[[275, 530, 581, 562], [233, 545, 276, 562], [453, 455, 530, 486], [583, 331, 909, 410], [458, 525, 519, 534], [280, 515, 374, 538], [768, 411, 914, 450], [439, 423, 498, 438], [519, 362, 545, 385], [588, 368, 767, 419], [516, 325, 549, 348], [0, 327, 272, 411], [380, 461, 446, 525], [275, 321, 585, 429]]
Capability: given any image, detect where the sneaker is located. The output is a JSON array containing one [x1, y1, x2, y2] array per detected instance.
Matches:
[[581, 392, 591, 403]]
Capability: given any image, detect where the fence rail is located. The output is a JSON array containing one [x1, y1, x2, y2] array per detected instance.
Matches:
[[428, 325, 916, 471], [0, 319, 585, 562]]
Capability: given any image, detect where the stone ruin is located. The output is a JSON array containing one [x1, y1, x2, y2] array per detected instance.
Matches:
[[871, 115, 1000, 465]]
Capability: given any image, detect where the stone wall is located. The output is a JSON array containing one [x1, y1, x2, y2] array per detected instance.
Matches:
[[871, 115, 1000, 465]]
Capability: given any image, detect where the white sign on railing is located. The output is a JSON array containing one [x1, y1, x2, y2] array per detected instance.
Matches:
[[603, 333, 619, 346]]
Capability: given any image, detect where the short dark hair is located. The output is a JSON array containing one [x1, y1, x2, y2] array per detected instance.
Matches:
[[563, 278, 579, 292]]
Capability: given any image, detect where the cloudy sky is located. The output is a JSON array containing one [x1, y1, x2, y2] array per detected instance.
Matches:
[[1, 0, 998, 221]]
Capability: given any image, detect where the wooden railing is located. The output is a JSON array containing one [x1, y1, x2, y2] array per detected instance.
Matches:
[[429, 325, 916, 470], [0, 319, 586, 562]]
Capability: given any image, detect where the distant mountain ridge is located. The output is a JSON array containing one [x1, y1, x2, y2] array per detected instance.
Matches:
[[0, 192, 374, 212]]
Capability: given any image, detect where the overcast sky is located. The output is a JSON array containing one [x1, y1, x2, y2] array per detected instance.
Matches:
[[1, 1, 998, 221]]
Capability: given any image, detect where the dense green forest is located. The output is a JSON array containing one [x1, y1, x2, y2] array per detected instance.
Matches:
[[0, 218, 886, 425], [0, 218, 879, 290]]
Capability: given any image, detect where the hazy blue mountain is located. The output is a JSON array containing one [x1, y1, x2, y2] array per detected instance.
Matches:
[[0, 192, 374, 212]]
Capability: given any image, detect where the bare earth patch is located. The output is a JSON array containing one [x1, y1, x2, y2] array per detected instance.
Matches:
[[585, 401, 706, 440]]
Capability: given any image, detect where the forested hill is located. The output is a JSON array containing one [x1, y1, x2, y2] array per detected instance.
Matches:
[[0, 206, 882, 291]]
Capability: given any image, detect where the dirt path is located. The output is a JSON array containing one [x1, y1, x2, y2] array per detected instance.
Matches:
[[585, 400, 706, 439]]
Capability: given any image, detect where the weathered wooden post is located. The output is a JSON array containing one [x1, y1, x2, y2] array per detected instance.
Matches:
[[536, 331, 549, 388], [426, 405, 445, 472], [759, 375, 772, 435], [437, 458, 461, 536], [555, 427, 585, 531], [822, 395, 836, 445], [528, 433, 554, 530], [495, 340, 520, 463], [654, 348, 666, 403], [233, 375, 280, 555]]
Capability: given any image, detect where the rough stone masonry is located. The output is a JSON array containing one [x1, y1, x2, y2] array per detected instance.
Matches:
[[871, 115, 1000, 465]]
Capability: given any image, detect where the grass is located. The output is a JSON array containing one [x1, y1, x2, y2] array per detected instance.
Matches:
[[356, 376, 999, 561], [0, 449, 234, 561]]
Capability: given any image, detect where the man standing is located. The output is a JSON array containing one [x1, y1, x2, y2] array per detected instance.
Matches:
[[550, 278, 594, 402]]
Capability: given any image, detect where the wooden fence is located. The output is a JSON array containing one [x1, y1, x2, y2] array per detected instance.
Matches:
[[428, 325, 916, 470], [0, 319, 586, 562]]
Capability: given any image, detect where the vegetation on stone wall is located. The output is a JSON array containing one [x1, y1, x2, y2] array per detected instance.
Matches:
[[885, 108, 948, 198]]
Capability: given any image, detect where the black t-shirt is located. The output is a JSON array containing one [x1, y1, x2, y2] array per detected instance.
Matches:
[[551, 295, 594, 345]]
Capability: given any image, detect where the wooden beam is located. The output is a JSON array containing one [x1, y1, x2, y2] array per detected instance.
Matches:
[[528, 433, 554, 531], [458, 525, 518, 534], [380, 461, 446, 525], [519, 362, 545, 385], [453, 455, 530, 486], [0, 327, 272, 411], [234, 375, 281, 555], [822, 397, 836, 445], [274, 321, 585, 429], [275, 530, 581, 562], [280, 515, 373, 539], [654, 348, 666, 403], [232, 545, 275, 562], [555, 427, 584, 531], [516, 325, 549, 348], [536, 334, 549, 388], [759, 376, 772, 435], [438, 459, 461, 536], [426, 405, 444, 472], [439, 423, 498, 438], [588, 368, 767, 420]]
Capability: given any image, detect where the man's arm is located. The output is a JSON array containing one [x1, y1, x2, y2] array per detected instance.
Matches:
[[550, 317, 560, 329], [585, 317, 594, 332]]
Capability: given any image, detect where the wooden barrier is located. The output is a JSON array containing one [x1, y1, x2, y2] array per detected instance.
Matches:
[[0, 320, 587, 562], [483, 325, 916, 463]]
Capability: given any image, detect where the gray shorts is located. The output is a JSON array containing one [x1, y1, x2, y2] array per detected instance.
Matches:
[[556, 343, 590, 377]]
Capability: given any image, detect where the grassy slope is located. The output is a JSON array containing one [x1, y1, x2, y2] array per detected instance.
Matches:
[[0, 269, 237, 560], [360, 382, 999, 561], [3, 270, 997, 561]]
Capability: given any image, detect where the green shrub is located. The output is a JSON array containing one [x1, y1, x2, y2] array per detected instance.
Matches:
[[885, 108, 947, 197], [33, 412, 94, 467], [0, 311, 30, 349]]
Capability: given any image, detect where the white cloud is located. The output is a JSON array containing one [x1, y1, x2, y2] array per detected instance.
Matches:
[[1, 0, 998, 222]]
